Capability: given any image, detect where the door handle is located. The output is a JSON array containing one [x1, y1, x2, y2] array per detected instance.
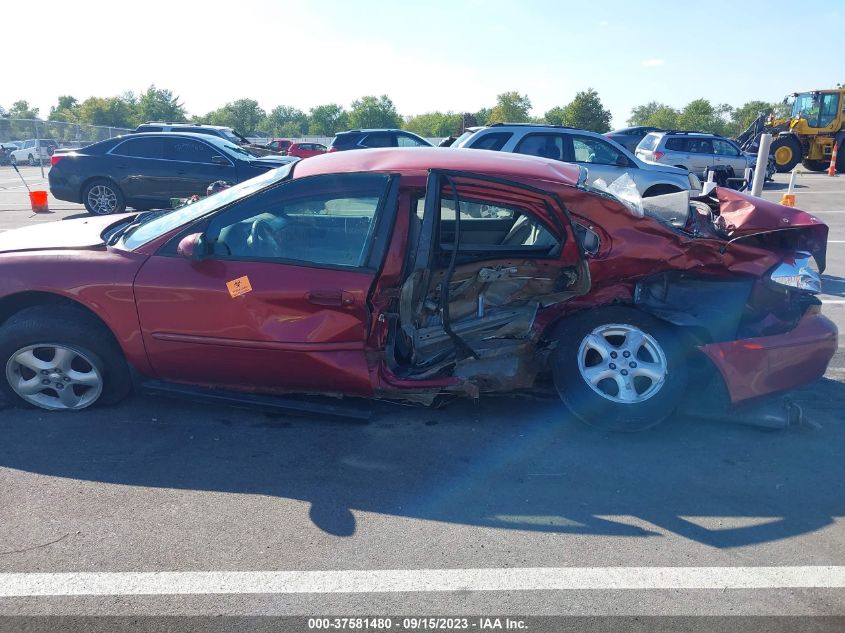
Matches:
[[306, 289, 355, 307]]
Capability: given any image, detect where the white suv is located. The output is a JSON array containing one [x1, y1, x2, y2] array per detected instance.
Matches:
[[452, 124, 695, 196], [9, 139, 58, 166]]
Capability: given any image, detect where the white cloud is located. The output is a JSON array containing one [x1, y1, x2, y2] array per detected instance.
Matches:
[[640, 58, 666, 67]]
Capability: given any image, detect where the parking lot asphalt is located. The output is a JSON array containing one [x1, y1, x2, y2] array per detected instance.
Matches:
[[0, 165, 843, 619]]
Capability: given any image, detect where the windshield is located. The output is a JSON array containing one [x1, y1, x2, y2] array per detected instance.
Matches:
[[791, 92, 818, 119], [122, 163, 295, 250], [220, 129, 243, 145]]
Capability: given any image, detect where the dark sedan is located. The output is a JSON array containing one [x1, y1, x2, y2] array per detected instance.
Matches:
[[49, 133, 297, 215]]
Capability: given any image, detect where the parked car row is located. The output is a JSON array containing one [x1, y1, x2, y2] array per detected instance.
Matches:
[[49, 133, 296, 214], [2, 139, 58, 166], [1, 147, 835, 431]]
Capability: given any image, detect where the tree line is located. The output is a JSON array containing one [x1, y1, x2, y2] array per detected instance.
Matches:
[[0, 85, 784, 140]]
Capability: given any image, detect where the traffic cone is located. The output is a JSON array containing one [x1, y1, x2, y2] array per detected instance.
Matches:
[[829, 142, 839, 177], [780, 167, 797, 207]]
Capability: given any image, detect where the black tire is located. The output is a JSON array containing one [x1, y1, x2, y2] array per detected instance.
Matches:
[[27, 154, 36, 166], [9, 155, 16, 166], [642, 184, 681, 198], [82, 178, 126, 215], [552, 306, 688, 432], [0, 305, 131, 410], [837, 143, 845, 172], [770, 135, 802, 172], [802, 159, 829, 172]]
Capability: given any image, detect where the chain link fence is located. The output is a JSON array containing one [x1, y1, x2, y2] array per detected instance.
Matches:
[[0, 119, 131, 148]]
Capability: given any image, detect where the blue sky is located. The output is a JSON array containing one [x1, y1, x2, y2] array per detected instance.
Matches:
[[3, 0, 842, 128]]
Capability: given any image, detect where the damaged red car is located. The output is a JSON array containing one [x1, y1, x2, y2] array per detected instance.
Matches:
[[0, 148, 836, 430]]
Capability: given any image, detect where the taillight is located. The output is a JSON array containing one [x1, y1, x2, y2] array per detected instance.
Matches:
[[653, 151, 665, 161], [50, 155, 65, 166]]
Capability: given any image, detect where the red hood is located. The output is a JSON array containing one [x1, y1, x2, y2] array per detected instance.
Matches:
[[713, 188, 829, 271]]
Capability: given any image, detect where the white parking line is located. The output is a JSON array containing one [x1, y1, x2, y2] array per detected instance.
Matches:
[[0, 567, 842, 597]]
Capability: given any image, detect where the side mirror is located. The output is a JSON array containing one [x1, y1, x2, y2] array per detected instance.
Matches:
[[211, 155, 228, 166], [177, 232, 206, 260]]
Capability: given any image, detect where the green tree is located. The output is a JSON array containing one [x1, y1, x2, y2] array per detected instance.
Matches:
[[9, 100, 39, 119], [474, 107, 492, 126], [203, 98, 266, 134], [543, 106, 567, 126], [403, 111, 461, 137], [48, 96, 80, 123], [308, 103, 348, 136], [729, 100, 776, 136], [557, 89, 612, 132], [488, 91, 532, 124], [676, 98, 732, 135], [136, 85, 186, 125], [261, 105, 308, 136], [627, 101, 666, 126], [348, 95, 402, 129], [77, 96, 136, 128]]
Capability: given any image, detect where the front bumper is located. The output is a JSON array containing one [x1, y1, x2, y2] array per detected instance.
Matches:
[[700, 309, 838, 404]]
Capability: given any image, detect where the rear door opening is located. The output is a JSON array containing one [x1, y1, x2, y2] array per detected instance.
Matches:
[[390, 170, 590, 390]]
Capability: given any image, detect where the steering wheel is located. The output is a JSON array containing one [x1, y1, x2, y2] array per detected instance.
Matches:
[[248, 219, 283, 257]]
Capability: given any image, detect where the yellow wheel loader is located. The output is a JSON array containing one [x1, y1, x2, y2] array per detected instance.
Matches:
[[736, 88, 845, 173]]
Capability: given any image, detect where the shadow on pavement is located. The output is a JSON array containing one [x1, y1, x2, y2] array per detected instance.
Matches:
[[0, 378, 843, 547]]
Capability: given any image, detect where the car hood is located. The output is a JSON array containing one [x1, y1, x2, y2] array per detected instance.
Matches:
[[0, 214, 133, 254]]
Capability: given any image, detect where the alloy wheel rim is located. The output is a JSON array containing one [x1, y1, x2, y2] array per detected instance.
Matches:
[[87, 185, 117, 214], [577, 323, 668, 404], [5, 344, 103, 410]]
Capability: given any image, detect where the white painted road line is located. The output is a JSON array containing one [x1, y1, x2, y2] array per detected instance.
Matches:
[[0, 567, 843, 597]]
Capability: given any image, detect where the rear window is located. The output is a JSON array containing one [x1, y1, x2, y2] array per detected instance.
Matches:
[[111, 137, 164, 159], [639, 133, 659, 151], [331, 133, 359, 147], [665, 137, 687, 151], [361, 132, 394, 148], [469, 132, 512, 151]]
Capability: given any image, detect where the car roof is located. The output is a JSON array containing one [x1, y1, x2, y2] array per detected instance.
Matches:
[[117, 131, 235, 145], [138, 122, 232, 130], [342, 129, 406, 133], [291, 147, 581, 186]]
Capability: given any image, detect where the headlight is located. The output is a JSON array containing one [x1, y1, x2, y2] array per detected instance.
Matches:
[[769, 251, 822, 293]]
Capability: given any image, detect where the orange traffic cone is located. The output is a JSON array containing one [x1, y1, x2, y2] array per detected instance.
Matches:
[[829, 142, 839, 177]]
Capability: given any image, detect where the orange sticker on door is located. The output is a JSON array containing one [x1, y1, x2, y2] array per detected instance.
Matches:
[[226, 275, 252, 298]]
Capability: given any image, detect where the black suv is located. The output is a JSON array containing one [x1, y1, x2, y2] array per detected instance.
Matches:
[[329, 129, 432, 151]]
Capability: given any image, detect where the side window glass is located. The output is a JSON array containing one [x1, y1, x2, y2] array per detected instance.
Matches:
[[397, 134, 425, 147], [435, 188, 560, 258], [112, 138, 164, 159], [469, 132, 512, 151], [819, 94, 840, 127], [572, 135, 624, 165], [361, 133, 393, 148], [206, 174, 390, 268], [165, 138, 225, 164], [514, 134, 564, 161], [713, 139, 739, 156], [665, 138, 684, 151]]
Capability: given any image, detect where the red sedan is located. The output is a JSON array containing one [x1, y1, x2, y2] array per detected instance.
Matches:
[[0, 148, 836, 430], [287, 142, 327, 159]]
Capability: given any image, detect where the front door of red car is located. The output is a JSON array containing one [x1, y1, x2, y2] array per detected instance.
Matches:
[[133, 172, 398, 396]]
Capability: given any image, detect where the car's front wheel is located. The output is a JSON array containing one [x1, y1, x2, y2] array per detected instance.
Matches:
[[9, 155, 16, 166], [0, 305, 131, 411], [28, 154, 36, 166], [552, 307, 688, 431], [83, 179, 126, 215]]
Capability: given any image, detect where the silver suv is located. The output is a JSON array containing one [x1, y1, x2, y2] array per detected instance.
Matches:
[[453, 123, 694, 197], [636, 131, 771, 180]]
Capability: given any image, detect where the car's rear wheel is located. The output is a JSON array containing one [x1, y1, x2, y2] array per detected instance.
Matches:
[[27, 154, 36, 166], [0, 305, 131, 411], [552, 307, 688, 432], [9, 155, 16, 166], [83, 179, 125, 215]]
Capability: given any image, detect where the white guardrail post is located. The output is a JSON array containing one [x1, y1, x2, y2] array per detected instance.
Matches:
[[751, 133, 772, 197]]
